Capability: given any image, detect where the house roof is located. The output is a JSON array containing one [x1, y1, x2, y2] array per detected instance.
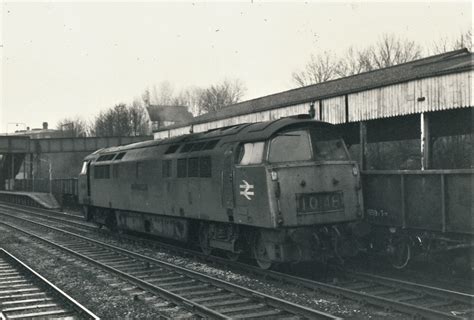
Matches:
[[146, 105, 193, 123], [161, 48, 473, 130]]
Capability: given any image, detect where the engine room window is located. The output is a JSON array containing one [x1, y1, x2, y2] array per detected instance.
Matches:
[[177, 159, 187, 177], [238, 142, 265, 165], [203, 140, 219, 150], [162, 160, 172, 178], [188, 158, 199, 177], [180, 143, 194, 153], [165, 144, 180, 154], [199, 157, 212, 177], [190, 142, 206, 152], [114, 152, 126, 160], [268, 130, 312, 163], [80, 161, 88, 175], [97, 154, 115, 161]]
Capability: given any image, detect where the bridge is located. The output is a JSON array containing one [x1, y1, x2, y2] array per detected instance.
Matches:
[[0, 135, 153, 190]]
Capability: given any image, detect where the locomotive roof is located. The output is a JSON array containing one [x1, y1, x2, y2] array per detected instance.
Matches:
[[87, 116, 333, 158]]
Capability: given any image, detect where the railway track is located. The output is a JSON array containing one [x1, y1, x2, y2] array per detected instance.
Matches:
[[0, 210, 339, 319], [0, 248, 98, 320], [1, 202, 473, 319]]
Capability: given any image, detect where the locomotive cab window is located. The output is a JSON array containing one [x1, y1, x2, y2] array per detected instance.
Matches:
[[238, 142, 265, 165], [310, 127, 349, 161], [268, 130, 312, 163], [268, 127, 350, 163]]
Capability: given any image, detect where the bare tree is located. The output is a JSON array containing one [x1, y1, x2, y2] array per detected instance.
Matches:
[[369, 34, 423, 69], [432, 30, 472, 54], [198, 79, 247, 114], [56, 117, 89, 137], [173, 86, 203, 116], [93, 103, 150, 137], [336, 47, 373, 77], [292, 51, 339, 86], [141, 88, 151, 107], [151, 81, 175, 105], [293, 34, 424, 87], [129, 99, 151, 136]]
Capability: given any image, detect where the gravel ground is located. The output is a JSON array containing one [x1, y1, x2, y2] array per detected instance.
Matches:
[[1, 210, 408, 319], [0, 225, 193, 319], [56, 217, 408, 319]]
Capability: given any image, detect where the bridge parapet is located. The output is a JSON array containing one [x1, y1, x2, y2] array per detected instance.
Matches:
[[0, 135, 153, 154], [0, 136, 31, 153]]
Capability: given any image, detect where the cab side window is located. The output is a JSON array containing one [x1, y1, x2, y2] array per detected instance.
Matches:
[[238, 142, 265, 165]]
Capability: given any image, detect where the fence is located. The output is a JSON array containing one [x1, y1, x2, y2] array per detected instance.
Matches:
[[13, 178, 78, 197]]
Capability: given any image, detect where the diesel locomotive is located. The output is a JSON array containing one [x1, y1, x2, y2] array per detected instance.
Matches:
[[78, 116, 364, 268]]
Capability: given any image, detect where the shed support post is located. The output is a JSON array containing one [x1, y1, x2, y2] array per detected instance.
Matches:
[[359, 121, 367, 171], [421, 112, 431, 170]]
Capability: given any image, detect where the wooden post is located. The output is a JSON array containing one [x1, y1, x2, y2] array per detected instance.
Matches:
[[359, 121, 367, 171], [421, 112, 431, 170]]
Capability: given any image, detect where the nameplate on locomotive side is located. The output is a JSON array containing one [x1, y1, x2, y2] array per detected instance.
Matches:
[[296, 191, 344, 214]]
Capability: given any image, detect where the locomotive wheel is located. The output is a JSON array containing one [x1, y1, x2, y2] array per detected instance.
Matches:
[[252, 232, 272, 270], [388, 238, 411, 269], [199, 224, 212, 255]]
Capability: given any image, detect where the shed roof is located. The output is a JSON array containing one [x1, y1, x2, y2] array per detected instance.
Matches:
[[161, 48, 473, 130]]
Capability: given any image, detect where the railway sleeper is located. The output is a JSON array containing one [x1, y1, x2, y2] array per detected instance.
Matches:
[[0, 297, 54, 306], [192, 293, 237, 303], [204, 297, 251, 308], [216, 303, 267, 314], [172, 284, 209, 293], [226, 308, 283, 319], [180, 288, 223, 298]]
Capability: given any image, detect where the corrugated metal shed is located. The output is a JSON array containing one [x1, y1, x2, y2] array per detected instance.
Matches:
[[348, 70, 472, 121], [155, 49, 473, 138]]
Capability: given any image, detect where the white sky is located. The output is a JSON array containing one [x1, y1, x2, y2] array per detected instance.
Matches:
[[1, 1, 471, 133]]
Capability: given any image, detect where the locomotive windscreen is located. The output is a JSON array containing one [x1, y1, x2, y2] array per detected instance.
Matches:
[[268, 127, 349, 163]]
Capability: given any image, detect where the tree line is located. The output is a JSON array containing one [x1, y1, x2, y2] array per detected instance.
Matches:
[[57, 31, 471, 137], [56, 78, 246, 137], [292, 32, 472, 86]]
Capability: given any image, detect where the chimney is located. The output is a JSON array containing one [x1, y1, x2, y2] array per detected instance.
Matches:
[[42, 122, 48, 130]]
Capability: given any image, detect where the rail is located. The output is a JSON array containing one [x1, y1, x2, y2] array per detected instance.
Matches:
[[0, 248, 99, 320], [0, 209, 340, 320], [0, 201, 472, 320]]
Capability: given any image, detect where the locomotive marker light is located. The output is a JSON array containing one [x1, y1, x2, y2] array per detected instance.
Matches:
[[239, 180, 254, 200]]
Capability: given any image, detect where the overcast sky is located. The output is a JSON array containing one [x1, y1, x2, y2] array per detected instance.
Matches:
[[1, 1, 471, 133]]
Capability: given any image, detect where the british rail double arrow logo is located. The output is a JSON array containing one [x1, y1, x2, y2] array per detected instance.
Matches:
[[239, 180, 254, 200]]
